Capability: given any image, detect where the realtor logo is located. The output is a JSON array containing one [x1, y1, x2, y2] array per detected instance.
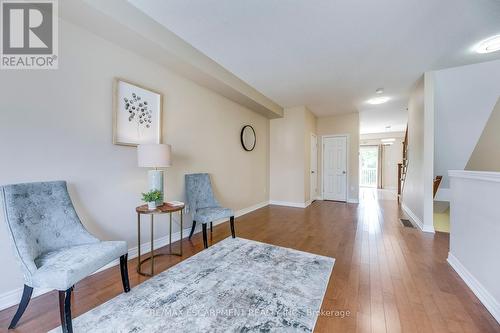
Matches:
[[1, 0, 58, 69]]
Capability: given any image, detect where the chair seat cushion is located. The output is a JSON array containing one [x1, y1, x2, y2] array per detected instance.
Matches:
[[32, 241, 127, 290], [194, 207, 234, 224]]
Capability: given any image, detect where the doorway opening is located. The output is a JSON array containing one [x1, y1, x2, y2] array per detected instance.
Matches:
[[359, 145, 378, 188]]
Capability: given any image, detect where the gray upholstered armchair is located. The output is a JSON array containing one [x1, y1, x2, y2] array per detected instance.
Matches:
[[1, 181, 130, 333], [186, 173, 235, 248]]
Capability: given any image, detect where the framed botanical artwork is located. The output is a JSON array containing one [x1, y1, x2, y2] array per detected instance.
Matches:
[[113, 78, 162, 146]]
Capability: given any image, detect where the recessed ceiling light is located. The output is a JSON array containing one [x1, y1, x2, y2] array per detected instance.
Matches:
[[474, 35, 500, 54], [366, 96, 390, 105], [375, 88, 384, 94], [381, 138, 395, 142]]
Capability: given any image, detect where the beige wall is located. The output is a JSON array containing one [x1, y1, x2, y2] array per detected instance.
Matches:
[[402, 73, 434, 232], [382, 139, 404, 189], [0, 20, 269, 297], [317, 113, 360, 202], [360, 132, 405, 190], [270, 106, 314, 205], [466, 97, 500, 172], [402, 77, 425, 225], [304, 108, 317, 202], [60, 0, 283, 119]]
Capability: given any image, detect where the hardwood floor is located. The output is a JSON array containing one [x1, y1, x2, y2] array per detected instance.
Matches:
[[1, 193, 499, 332]]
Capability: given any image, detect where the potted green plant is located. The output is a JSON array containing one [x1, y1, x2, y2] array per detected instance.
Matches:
[[142, 190, 162, 210]]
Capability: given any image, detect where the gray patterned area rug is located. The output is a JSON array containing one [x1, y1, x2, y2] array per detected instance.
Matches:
[[49, 237, 334, 333]]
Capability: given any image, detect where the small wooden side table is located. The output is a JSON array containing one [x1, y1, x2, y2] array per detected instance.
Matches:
[[136, 202, 185, 276]]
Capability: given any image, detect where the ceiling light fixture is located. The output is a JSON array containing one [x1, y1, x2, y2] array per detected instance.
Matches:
[[381, 138, 395, 143], [366, 96, 390, 105], [474, 34, 500, 54], [375, 88, 384, 94]]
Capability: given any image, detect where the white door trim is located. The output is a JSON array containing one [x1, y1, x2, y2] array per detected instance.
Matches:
[[321, 134, 350, 202]]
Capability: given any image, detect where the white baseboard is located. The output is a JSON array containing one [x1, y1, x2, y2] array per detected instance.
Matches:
[[270, 198, 358, 206], [421, 224, 435, 233], [269, 200, 308, 208], [447, 252, 500, 324], [314, 197, 357, 204], [234, 201, 269, 218], [401, 203, 435, 233], [0, 200, 269, 312], [0, 286, 52, 313]]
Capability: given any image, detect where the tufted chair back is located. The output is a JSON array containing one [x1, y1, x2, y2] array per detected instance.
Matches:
[[1, 181, 97, 278], [185, 173, 219, 213]]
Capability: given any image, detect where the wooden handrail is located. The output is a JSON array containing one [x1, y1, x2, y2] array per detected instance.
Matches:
[[403, 127, 408, 160], [398, 163, 403, 198], [398, 126, 409, 203], [433, 176, 443, 198]]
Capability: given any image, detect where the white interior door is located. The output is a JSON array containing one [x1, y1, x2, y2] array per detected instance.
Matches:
[[323, 136, 347, 201], [310, 134, 318, 200]]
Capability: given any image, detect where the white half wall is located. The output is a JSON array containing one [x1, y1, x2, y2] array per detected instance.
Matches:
[[448, 170, 500, 324]]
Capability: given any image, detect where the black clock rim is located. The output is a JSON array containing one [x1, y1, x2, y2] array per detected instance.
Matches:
[[240, 125, 256, 151]]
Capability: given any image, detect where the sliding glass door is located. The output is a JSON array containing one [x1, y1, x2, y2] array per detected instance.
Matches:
[[359, 145, 378, 188]]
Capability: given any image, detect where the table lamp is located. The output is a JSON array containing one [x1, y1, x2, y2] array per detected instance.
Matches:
[[137, 144, 172, 205]]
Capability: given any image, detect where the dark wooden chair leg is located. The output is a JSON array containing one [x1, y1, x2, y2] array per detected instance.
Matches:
[[58, 288, 73, 333], [202, 223, 208, 249], [120, 254, 130, 293], [8, 284, 33, 329], [230, 216, 235, 238], [210, 222, 213, 233], [188, 220, 197, 239]]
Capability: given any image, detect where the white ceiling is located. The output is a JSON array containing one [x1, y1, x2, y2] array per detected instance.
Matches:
[[129, 0, 500, 125], [359, 108, 408, 134]]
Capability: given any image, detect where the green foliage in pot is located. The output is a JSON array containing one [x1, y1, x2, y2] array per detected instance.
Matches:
[[142, 190, 162, 203]]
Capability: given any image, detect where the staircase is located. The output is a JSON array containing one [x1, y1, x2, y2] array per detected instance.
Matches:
[[397, 126, 443, 202], [433, 176, 443, 198], [397, 127, 408, 203]]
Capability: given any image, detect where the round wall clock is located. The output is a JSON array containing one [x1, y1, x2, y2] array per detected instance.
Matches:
[[240, 125, 256, 151]]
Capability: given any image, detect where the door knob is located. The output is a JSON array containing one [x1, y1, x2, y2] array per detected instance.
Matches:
[[311, 171, 315, 174], [342, 171, 346, 174]]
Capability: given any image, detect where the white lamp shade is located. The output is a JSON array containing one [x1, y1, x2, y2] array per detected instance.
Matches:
[[137, 144, 172, 168]]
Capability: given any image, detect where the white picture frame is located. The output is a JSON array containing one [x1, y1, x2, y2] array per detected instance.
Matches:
[[113, 78, 162, 146]]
